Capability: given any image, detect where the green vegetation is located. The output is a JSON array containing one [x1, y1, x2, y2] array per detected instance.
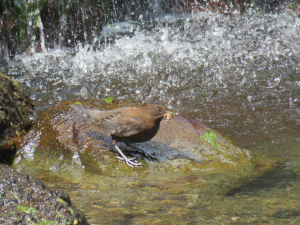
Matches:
[[56, 198, 68, 205], [1, 0, 46, 53], [16, 205, 57, 224], [17, 205, 37, 215], [200, 131, 220, 154], [102, 97, 115, 104]]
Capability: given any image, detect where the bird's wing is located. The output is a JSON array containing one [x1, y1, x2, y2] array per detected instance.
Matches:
[[71, 104, 117, 121], [100, 115, 146, 137]]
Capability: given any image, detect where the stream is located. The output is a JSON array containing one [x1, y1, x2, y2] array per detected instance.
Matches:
[[2, 10, 300, 224]]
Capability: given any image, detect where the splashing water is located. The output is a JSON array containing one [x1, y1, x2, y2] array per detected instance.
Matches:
[[4, 12, 300, 151]]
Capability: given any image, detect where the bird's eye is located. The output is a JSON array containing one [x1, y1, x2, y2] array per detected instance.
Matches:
[[155, 108, 159, 112]]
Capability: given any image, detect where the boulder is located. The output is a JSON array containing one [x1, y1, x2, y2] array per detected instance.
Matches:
[[14, 99, 279, 194], [0, 164, 88, 224], [0, 71, 37, 165]]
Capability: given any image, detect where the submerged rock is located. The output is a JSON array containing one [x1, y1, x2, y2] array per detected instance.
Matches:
[[0, 71, 37, 165], [14, 99, 278, 186], [0, 164, 89, 224]]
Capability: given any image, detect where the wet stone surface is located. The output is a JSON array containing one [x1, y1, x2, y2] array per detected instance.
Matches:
[[0, 71, 37, 165], [0, 164, 89, 224], [14, 99, 279, 193]]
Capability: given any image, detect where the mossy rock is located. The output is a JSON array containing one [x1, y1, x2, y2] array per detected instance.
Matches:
[[0, 71, 37, 165]]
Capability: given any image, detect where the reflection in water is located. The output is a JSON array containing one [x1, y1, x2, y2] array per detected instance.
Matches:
[[5, 11, 300, 224]]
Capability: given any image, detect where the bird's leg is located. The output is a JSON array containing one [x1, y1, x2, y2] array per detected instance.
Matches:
[[112, 140, 142, 168], [126, 143, 158, 160]]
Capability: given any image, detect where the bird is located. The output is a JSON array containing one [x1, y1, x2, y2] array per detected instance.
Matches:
[[71, 104, 166, 167]]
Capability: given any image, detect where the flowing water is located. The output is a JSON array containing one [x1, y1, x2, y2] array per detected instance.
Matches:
[[3, 11, 300, 224]]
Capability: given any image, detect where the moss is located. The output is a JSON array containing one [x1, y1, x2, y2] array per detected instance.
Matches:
[[56, 197, 68, 205], [37, 220, 57, 225], [69, 207, 74, 214], [10, 78, 21, 91], [17, 205, 37, 215]]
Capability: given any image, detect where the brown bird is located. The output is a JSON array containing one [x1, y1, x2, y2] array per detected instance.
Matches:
[[72, 104, 166, 167]]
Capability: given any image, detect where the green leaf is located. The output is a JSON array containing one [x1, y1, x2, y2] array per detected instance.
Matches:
[[208, 131, 218, 139], [74, 101, 82, 105], [126, 99, 133, 103], [102, 97, 115, 104], [200, 131, 220, 154]]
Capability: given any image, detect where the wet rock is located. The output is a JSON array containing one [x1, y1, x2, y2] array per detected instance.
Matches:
[[0, 71, 37, 165], [0, 164, 89, 224], [14, 99, 278, 180]]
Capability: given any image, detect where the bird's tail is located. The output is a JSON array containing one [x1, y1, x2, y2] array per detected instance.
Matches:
[[70, 104, 91, 116], [71, 104, 107, 122]]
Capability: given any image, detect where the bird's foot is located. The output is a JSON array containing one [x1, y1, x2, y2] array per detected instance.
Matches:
[[126, 143, 158, 160], [116, 156, 143, 168]]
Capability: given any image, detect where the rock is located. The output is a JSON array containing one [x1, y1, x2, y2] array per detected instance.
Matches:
[[0, 71, 37, 165], [0, 164, 89, 224], [14, 99, 279, 188]]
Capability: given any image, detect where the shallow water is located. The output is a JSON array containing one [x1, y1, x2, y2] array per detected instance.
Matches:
[[5, 12, 300, 224], [17, 147, 300, 224]]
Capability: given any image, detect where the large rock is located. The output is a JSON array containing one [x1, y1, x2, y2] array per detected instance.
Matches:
[[14, 99, 279, 194], [0, 71, 37, 165], [0, 164, 88, 224]]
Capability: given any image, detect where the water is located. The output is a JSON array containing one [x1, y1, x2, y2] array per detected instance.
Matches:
[[4, 11, 300, 223], [4, 12, 300, 149]]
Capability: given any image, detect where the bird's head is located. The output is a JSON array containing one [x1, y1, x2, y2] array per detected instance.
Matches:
[[143, 104, 166, 121]]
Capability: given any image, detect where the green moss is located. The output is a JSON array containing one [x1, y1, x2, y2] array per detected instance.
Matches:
[[15, 205, 58, 224], [10, 78, 21, 90], [69, 207, 74, 214], [56, 198, 68, 205], [17, 205, 37, 215]]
